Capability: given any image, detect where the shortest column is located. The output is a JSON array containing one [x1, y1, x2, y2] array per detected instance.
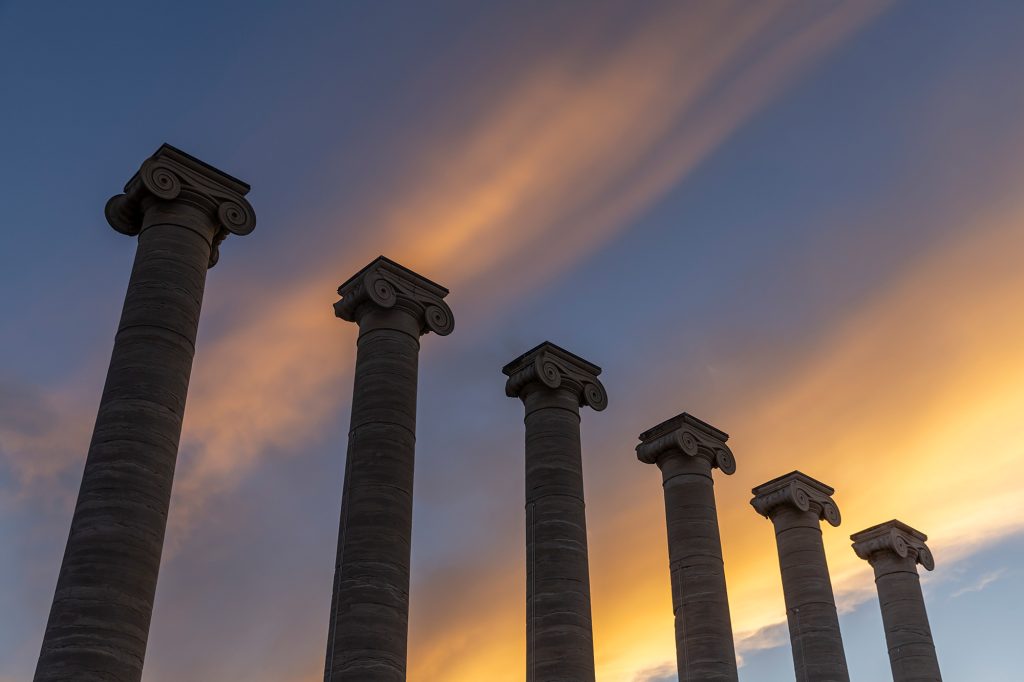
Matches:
[[751, 472, 849, 682], [851, 520, 941, 682]]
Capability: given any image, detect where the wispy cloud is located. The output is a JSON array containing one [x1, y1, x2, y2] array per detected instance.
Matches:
[[0, 0, 886, 535], [1, 2, 894, 678], [168, 0, 890, 548], [951, 568, 1006, 598], [632, 662, 676, 682], [735, 622, 790, 667], [0, 378, 91, 505]]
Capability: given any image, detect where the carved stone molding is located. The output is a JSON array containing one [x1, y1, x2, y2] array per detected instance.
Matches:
[[636, 412, 735, 474], [751, 471, 841, 527], [105, 144, 256, 267], [333, 255, 454, 336], [851, 520, 935, 571], [502, 341, 607, 411]]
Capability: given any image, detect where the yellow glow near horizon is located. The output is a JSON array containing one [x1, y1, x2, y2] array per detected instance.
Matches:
[[400, 201, 1024, 680]]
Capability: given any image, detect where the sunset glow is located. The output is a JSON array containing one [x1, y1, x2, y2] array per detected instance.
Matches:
[[3, 2, 1023, 680]]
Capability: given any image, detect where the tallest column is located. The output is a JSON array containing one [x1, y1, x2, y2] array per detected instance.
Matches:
[[35, 144, 256, 682], [325, 256, 454, 682]]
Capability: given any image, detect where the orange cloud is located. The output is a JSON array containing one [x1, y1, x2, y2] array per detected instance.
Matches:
[[0, 2, 894, 677], [168, 0, 887, 546]]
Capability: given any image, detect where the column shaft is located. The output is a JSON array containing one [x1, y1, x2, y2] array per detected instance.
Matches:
[[872, 555, 942, 682], [504, 341, 605, 682], [524, 389, 595, 682], [660, 454, 738, 681], [326, 310, 420, 681], [326, 256, 453, 682], [771, 507, 849, 682], [35, 218, 212, 682]]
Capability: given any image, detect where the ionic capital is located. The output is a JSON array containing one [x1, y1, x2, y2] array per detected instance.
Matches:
[[105, 144, 256, 267], [851, 520, 935, 571], [502, 342, 607, 411], [333, 256, 454, 336], [636, 412, 735, 474], [750, 471, 841, 526]]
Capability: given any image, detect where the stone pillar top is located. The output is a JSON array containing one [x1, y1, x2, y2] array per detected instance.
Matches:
[[636, 412, 735, 474], [751, 470, 841, 526], [105, 143, 256, 266], [851, 520, 935, 571], [333, 256, 454, 336], [502, 341, 607, 410]]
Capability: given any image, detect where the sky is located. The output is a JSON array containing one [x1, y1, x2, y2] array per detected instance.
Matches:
[[2, 1, 1023, 680]]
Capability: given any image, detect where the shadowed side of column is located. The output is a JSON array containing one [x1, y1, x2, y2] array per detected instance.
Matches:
[[35, 145, 255, 682], [525, 390, 592, 680], [505, 342, 607, 682]]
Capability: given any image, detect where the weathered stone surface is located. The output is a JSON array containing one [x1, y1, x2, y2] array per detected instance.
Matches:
[[851, 520, 941, 682], [751, 471, 849, 682], [504, 342, 606, 682], [325, 257, 452, 682], [637, 413, 738, 682], [34, 145, 255, 682]]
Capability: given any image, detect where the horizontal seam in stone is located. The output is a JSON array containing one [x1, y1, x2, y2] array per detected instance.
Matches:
[[774, 525, 824, 538], [347, 482, 413, 496], [526, 492, 585, 505], [523, 403, 582, 419], [349, 421, 416, 437], [671, 554, 725, 565], [115, 323, 196, 350], [787, 600, 838, 608], [661, 471, 712, 485], [873, 570, 919, 581]]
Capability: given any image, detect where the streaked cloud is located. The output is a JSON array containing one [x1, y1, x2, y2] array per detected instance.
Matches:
[[0, 378, 91, 505], [632, 662, 676, 682], [396, 118, 1024, 677], [735, 622, 789, 668], [0, 3, 888, 541], [169, 0, 889, 542], [951, 568, 1007, 599]]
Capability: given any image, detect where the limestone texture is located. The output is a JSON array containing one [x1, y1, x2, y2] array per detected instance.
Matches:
[[504, 342, 607, 682], [751, 471, 849, 682], [637, 413, 739, 682], [34, 144, 255, 682], [852, 520, 942, 682], [325, 256, 453, 682]]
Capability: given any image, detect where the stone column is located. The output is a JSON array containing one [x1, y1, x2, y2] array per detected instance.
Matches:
[[636, 413, 738, 682], [324, 256, 453, 682], [751, 472, 849, 682], [34, 144, 255, 682], [503, 342, 607, 682], [851, 520, 941, 682]]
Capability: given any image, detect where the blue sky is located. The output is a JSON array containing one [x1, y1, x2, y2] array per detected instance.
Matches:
[[3, 1, 1024, 680]]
